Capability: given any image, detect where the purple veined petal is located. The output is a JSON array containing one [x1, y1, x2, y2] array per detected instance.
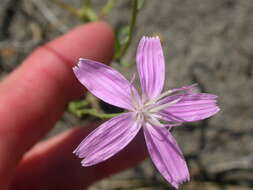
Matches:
[[73, 58, 140, 110], [136, 36, 165, 100], [143, 124, 190, 189], [73, 113, 141, 166], [159, 93, 219, 123]]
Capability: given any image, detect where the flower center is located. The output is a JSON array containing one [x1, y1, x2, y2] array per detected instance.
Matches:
[[134, 103, 164, 127], [132, 89, 182, 127]]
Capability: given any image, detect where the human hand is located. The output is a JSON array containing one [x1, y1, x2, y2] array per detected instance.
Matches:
[[0, 22, 147, 190]]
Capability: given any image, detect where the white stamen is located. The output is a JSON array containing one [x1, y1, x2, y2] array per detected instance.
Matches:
[[146, 116, 165, 128], [145, 89, 173, 106], [130, 87, 139, 109], [129, 74, 141, 110], [149, 98, 181, 112], [151, 114, 183, 128], [151, 113, 163, 119]]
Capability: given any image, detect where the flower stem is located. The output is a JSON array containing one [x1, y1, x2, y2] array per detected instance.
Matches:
[[77, 109, 121, 119], [68, 98, 122, 119], [51, 0, 80, 18], [99, 0, 118, 19], [68, 100, 89, 114], [115, 0, 139, 60], [51, 0, 98, 22], [78, 7, 98, 22]]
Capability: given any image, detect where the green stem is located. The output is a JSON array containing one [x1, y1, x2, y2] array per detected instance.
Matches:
[[78, 7, 98, 22], [99, 0, 118, 19], [77, 109, 122, 119], [51, 0, 98, 22], [117, 0, 139, 59], [68, 100, 89, 113], [51, 0, 80, 17]]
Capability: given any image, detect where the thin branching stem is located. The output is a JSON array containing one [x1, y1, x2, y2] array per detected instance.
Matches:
[[99, 0, 118, 19], [118, 0, 139, 58], [77, 109, 122, 119], [68, 100, 89, 113], [51, 0, 80, 17]]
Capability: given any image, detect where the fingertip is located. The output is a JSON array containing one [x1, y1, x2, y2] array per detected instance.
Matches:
[[10, 126, 147, 190], [0, 21, 115, 182]]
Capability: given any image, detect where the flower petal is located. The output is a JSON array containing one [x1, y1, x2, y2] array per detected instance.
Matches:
[[73, 58, 139, 110], [136, 36, 165, 100], [144, 124, 189, 188], [159, 93, 219, 122], [74, 113, 141, 166]]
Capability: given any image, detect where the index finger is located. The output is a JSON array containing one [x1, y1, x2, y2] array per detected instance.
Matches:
[[0, 22, 114, 185]]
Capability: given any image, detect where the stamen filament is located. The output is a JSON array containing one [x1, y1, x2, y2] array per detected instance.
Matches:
[[151, 114, 183, 127], [146, 116, 165, 128], [149, 98, 181, 112], [145, 89, 173, 106], [130, 87, 138, 109]]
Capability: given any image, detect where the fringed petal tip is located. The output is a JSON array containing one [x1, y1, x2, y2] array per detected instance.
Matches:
[[72, 58, 84, 74], [78, 152, 107, 167], [73, 58, 84, 67], [73, 148, 87, 162], [72, 149, 81, 157], [169, 166, 190, 189], [141, 36, 160, 41], [214, 106, 221, 115], [81, 157, 108, 167], [171, 176, 190, 189], [81, 159, 90, 167], [74, 149, 93, 167], [72, 65, 78, 72]]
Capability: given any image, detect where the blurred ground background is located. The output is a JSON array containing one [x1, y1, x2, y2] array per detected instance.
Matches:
[[1, 0, 253, 189]]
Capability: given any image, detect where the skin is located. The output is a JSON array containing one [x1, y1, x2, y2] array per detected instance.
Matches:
[[0, 22, 147, 190]]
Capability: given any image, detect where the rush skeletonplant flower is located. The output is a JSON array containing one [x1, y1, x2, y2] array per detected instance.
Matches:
[[73, 36, 219, 188]]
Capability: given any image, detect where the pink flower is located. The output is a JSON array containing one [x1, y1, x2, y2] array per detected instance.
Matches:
[[73, 36, 219, 188]]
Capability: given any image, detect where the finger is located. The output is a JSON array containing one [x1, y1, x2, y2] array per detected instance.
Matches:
[[10, 125, 147, 190], [0, 22, 114, 187]]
